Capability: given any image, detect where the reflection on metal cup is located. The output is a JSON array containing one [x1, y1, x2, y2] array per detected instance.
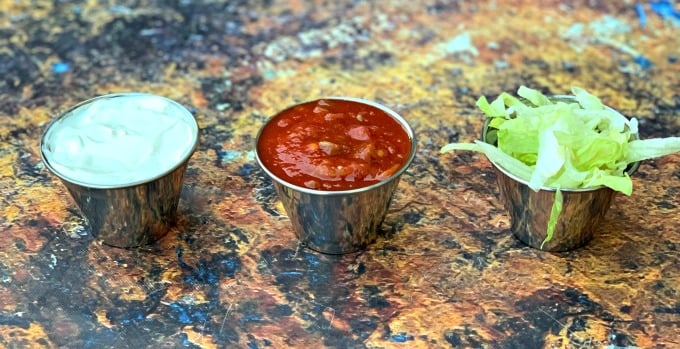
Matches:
[[58, 163, 189, 247], [40, 93, 199, 248], [492, 165, 619, 251], [481, 100, 639, 252], [271, 172, 403, 254], [255, 97, 417, 254]]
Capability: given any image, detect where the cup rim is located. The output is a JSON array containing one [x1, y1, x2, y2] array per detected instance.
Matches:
[[254, 96, 417, 196], [40, 92, 200, 189], [480, 94, 640, 193]]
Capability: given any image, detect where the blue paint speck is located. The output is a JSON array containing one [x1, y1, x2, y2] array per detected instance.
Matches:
[[633, 55, 653, 69], [120, 311, 145, 325], [168, 302, 210, 326], [218, 149, 241, 163], [177, 311, 192, 324], [194, 260, 220, 284], [304, 253, 320, 267], [220, 258, 239, 277], [52, 62, 70, 74], [178, 332, 191, 346], [636, 2, 648, 27], [650, 0, 680, 26], [390, 333, 414, 342], [169, 303, 193, 324], [237, 163, 257, 176], [239, 313, 262, 324]]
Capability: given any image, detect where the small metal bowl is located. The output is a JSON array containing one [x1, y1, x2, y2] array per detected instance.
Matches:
[[481, 95, 639, 251], [255, 97, 417, 254], [40, 93, 199, 248]]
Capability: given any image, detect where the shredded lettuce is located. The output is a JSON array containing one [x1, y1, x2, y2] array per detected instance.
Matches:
[[542, 188, 563, 250], [441, 86, 680, 248], [626, 137, 680, 163]]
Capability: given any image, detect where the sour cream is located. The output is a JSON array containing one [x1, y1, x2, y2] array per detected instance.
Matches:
[[41, 93, 199, 188]]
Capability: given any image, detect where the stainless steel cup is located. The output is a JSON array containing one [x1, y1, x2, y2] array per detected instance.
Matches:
[[255, 97, 417, 254], [40, 93, 199, 248], [481, 97, 639, 252]]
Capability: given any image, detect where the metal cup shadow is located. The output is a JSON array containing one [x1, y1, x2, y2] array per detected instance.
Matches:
[[255, 97, 417, 254], [481, 98, 639, 252]]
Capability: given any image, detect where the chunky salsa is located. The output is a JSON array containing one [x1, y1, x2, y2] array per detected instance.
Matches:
[[257, 99, 412, 191]]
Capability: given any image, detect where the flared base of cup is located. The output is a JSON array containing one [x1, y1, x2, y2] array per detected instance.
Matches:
[[511, 229, 594, 252], [96, 222, 173, 248]]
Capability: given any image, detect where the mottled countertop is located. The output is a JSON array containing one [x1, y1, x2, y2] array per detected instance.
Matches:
[[1, 1, 679, 348]]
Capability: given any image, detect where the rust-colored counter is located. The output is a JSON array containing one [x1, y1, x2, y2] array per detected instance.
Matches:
[[1, 1, 678, 348]]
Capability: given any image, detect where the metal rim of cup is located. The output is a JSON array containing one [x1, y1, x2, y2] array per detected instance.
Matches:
[[39, 92, 200, 189], [254, 96, 417, 196], [480, 94, 640, 193]]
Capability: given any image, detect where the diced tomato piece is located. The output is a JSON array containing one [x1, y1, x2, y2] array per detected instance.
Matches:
[[348, 126, 370, 141]]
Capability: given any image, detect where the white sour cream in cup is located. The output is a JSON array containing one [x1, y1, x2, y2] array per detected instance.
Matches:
[[41, 93, 199, 188]]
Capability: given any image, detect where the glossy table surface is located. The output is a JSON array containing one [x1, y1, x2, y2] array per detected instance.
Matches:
[[1, 1, 679, 348]]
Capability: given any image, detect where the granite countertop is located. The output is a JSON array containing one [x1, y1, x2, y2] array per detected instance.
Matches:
[[1, 1, 679, 348]]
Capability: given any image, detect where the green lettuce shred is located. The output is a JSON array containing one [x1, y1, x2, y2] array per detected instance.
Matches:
[[441, 86, 680, 249], [542, 188, 563, 250]]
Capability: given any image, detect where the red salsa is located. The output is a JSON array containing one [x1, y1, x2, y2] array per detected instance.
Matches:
[[257, 99, 412, 191]]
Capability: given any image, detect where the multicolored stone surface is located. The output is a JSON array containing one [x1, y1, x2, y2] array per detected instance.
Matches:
[[1, 1, 678, 348]]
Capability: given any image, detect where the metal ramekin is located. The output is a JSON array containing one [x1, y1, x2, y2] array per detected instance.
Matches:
[[255, 97, 417, 254]]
